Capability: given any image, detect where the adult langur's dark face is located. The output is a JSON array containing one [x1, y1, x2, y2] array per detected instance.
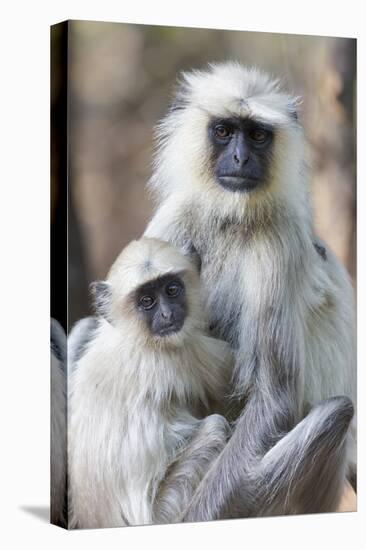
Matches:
[[209, 116, 275, 193]]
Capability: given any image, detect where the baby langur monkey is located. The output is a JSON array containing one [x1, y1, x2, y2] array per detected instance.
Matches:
[[68, 238, 232, 529]]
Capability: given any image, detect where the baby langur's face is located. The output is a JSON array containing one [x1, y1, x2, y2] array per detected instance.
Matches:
[[135, 273, 187, 337]]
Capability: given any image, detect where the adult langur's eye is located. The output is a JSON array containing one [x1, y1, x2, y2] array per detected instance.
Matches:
[[166, 282, 181, 297], [139, 295, 156, 309], [214, 125, 231, 139], [250, 128, 268, 142]]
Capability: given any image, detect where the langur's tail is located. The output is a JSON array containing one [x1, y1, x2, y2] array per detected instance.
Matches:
[[256, 395, 354, 515], [182, 396, 354, 521]]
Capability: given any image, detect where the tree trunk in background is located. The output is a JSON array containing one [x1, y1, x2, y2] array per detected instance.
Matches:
[[68, 192, 90, 330], [306, 39, 356, 283]]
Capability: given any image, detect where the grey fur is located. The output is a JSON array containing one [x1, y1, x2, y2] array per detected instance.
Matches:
[[68, 316, 98, 373], [50, 318, 67, 527], [145, 62, 356, 519], [51, 317, 67, 367], [154, 414, 231, 523], [256, 396, 354, 516], [182, 396, 353, 521]]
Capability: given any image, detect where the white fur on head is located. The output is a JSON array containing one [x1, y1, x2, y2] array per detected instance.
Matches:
[[176, 62, 299, 124], [150, 62, 306, 223], [102, 237, 204, 348]]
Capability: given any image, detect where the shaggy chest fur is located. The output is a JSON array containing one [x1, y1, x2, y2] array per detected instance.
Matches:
[[147, 198, 355, 410], [188, 212, 302, 339], [68, 327, 230, 528]]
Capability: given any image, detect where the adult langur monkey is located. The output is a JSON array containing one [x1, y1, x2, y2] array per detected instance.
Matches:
[[68, 238, 233, 528], [144, 62, 356, 520]]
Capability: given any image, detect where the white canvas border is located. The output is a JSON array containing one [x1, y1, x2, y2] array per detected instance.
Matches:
[[0, 1, 364, 549]]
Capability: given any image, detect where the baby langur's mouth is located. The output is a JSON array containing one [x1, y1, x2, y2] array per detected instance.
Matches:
[[217, 175, 260, 192], [156, 319, 184, 337]]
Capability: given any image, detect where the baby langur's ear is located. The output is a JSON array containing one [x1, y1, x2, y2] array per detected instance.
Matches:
[[89, 281, 112, 321], [181, 241, 202, 273]]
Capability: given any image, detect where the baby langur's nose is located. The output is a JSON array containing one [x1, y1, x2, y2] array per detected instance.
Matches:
[[160, 303, 173, 322], [161, 311, 172, 320]]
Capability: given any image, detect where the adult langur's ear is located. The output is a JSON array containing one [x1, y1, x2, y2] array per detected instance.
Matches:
[[181, 241, 202, 273], [169, 95, 188, 113], [288, 105, 298, 120], [288, 96, 302, 121], [89, 281, 112, 320]]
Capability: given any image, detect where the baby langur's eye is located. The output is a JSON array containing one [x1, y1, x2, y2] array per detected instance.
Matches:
[[249, 128, 269, 143], [165, 282, 181, 297], [139, 295, 156, 310], [214, 125, 231, 139]]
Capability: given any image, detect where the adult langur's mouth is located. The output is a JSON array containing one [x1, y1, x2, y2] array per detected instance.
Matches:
[[217, 175, 260, 192]]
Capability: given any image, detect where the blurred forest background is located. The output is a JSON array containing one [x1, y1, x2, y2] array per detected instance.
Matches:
[[51, 20, 356, 329]]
